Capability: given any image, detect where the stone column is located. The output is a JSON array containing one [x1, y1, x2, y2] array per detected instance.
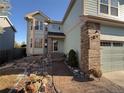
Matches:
[[80, 22, 100, 78]]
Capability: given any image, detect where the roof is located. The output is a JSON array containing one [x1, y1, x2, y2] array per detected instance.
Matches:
[[62, 0, 76, 23], [0, 16, 16, 32], [24, 1, 76, 24], [81, 15, 124, 27], [25, 11, 50, 20], [48, 32, 65, 36]]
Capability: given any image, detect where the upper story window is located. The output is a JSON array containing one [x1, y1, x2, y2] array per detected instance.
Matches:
[[30, 21, 33, 30], [100, 0, 109, 14], [111, 0, 118, 16], [100, 0, 118, 16], [35, 21, 39, 30], [40, 21, 43, 30], [52, 24, 61, 31], [34, 21, 43, 30]]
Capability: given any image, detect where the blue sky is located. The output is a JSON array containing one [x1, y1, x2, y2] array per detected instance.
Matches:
[[9, 0, 70, 44]]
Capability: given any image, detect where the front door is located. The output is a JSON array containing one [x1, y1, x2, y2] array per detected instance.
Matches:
[[53, 40, 58, 52]]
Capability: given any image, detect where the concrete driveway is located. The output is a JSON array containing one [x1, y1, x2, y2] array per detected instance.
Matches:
[[103, 71, 124, 87]]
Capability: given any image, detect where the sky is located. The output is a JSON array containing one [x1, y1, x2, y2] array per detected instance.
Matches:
[[9, 0, 70, 44]]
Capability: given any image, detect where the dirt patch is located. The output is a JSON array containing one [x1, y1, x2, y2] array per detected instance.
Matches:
[[0, 75, 17, 91]]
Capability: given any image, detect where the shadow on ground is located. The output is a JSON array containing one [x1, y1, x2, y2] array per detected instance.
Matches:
[[0, 88, 10, 93]]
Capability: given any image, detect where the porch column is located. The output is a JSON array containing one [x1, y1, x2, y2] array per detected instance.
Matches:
[[80, 22, 101, 78], [48, 38, 53, 53]]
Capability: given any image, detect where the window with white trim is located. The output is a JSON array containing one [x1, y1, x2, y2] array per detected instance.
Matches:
[[100, 0, 109, 14], [100, 0, 118, 16], [111, 0, 118, 16], [40, 21, 43, 30], [35, 21, 39, 30], [34, 38, 42, 48]]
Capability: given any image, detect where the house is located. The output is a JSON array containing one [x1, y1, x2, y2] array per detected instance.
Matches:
[[25, 11, 65, 56], [25, 0, 124, 73], [0, 16, 16, 50]]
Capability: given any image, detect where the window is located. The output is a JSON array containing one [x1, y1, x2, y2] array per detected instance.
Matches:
[[40, 21, 43, 30], [35, 21, 39, 30], [100, 0, 118, 16], [53, 40, 58, 51], [100, 0, 109, 14], [30, 39, 32, 48], [111, 0, 118, 16], [52, 24, 60, 30], [34, 39, 42, 48], [113, 42, 123, 47], [29, 21, 33, 30], [101, 41, 111, 46]]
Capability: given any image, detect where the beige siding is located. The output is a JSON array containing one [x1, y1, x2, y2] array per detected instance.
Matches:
[[0, 17, 15, 50], [100, 25, 124, 41], [84, 0, 124, 21], [84, 0, 98, 16], [63, 0, 83, 61], [63, 0, 84, 60]]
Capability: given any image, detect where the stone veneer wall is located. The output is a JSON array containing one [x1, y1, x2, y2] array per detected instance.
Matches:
[[80, 22, 101, 77]]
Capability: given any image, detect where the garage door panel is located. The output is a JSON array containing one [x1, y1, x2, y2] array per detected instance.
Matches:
[[101, 41, 124, 72], [102, 66, 112, 72]]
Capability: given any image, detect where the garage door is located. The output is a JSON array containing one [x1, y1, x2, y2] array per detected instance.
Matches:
[[101, 41, 124, 72]]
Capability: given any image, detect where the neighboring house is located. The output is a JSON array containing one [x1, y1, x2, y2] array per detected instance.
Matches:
[[0, 16, 16, 50], [25, 0, 124, 73], [25, 11, 65, 55]]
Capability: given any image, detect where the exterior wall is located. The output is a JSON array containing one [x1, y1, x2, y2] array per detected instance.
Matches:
[[26, 14, 46, 55], [0, 17, 15, 50], [119, 0, 124, 20], [100, 25, 124, 41], [84, 0, 98, 16], [84, 0, 124, 21], [58, 39, 64, 53], [63, 0, 83, 61]]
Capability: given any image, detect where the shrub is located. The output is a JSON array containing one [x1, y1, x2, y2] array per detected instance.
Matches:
[[68, 49, 78, 67]]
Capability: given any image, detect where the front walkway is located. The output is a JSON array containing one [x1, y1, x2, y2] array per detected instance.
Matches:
[[52, 61, 124, 93], [104, 71, 124, 87]]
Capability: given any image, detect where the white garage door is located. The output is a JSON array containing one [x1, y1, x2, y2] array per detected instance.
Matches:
[[101, 41, 124, 72]]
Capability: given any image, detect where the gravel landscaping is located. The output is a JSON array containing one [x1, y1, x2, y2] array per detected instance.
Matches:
[[0, 56, 124, 93]]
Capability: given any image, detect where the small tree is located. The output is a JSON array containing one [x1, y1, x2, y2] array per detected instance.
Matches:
[[68, 49, 78, 67]]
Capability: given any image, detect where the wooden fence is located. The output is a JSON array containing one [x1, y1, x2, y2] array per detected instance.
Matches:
[[0, 48, 26, 64]]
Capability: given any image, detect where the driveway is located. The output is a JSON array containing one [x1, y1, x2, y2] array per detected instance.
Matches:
[[104, 71, 124, 87]]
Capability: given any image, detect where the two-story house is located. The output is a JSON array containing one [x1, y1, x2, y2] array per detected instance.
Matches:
[[25, 0, 124, 73], [0, 16, 16, 50], [25, 11, 65, 56]]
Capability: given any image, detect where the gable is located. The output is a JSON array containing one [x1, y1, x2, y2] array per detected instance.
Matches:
[[0, 17, 16, 32], [33, 13, 48, 21]]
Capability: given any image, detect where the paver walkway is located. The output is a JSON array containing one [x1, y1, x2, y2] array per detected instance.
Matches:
[[52, 61, 124, 93]]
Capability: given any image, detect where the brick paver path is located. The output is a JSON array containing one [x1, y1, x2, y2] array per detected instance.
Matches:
[[52, 61, 124, 93]]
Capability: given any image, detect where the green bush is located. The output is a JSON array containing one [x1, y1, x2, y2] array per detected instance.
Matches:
[[68, 49, 78, 67]]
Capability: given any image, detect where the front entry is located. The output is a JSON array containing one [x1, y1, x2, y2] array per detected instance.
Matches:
[[53, 40, 58, 52]]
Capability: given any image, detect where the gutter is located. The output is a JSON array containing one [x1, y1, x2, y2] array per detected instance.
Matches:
[[80, 15, 124, 27]]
